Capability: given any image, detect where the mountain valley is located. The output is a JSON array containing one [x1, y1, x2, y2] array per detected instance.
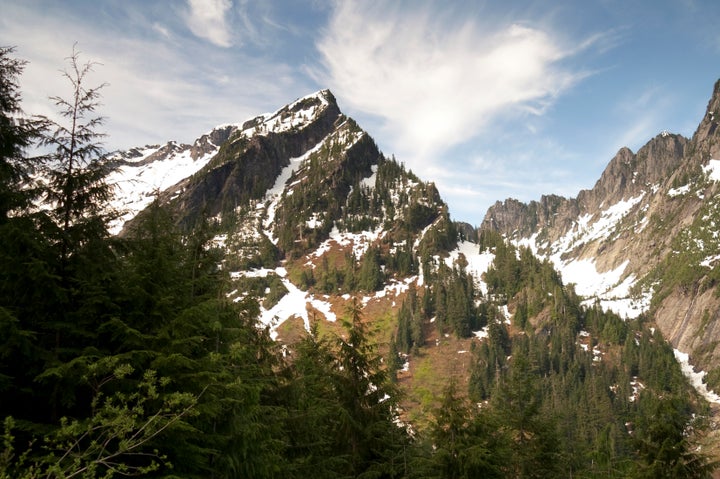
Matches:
[[5, 49, 720, 474]]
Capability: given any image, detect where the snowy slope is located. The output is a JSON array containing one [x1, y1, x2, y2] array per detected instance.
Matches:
[[108, 90, 337, 235], [108, 142, 222, 233], [513, 193, 653, 319]]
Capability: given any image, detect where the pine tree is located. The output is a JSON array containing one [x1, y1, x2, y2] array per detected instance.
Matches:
[[0, 46, 43, 221], [0, 46, 58, 434], [37, 45, 114, 266], [428, 379, 506, 479]]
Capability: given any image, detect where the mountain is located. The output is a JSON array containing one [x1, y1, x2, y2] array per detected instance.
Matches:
[[482, 79, 720, 388], [105, 84, 720, 472], [109, 89, 459, 340]]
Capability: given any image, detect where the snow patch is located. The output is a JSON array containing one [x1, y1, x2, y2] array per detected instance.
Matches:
[[312, 225, 385, 260], [703, 159, 720, 182], [550, 194, 644, 260], [263, 138, 328, 243], [444, 241, 495, 295], [240, 90, 330, 138], [473, 326, 489, 340], [674, 349, 720, 404], [233, 267, 336, 340], [701, 254, 720, 268], [360, 164, 378, 189], [668, 184, 691, 197], [560, 259, 628, 297], [108, 145, 218, 234]]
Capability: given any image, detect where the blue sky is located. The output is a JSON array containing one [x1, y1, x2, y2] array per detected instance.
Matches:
[[2, 0, 719, 225]]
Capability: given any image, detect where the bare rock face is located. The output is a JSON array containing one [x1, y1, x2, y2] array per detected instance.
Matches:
[[190, 125, 237, 160], [158, 92, 345, 230], [691, 79, 720, 159]]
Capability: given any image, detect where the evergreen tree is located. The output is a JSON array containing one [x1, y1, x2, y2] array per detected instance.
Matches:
[[281, 327, 350, 478], [30, 46, 120, 424], [491, 348, 560, 478], [0, 46, 43, 221], [37, 45, 114, 266], [0, 45, 57, 437], [427, 379, 506, 479], [334, 300, 407, 477], [632, 394, 716, 479], [358, 246, 383, 292], [111, 200, 286, 478]]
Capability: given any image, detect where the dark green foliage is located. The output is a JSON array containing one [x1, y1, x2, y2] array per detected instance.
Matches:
[[279, 306, 411, 479], [358, 246, 384, 291], [395, 285, 424, 353], [465, 233, 716, 477], [424, 379, 507, 479], [36, 46, 114, 267], [424, 260, 480, 338], [275, 130, 378, 258], [632, 394, 716, 478], [0, 46, 43, 222]]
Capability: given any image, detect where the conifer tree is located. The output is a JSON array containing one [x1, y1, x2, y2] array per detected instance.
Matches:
[[428, 379, 506, 479], [37, 45, 113, 266], [334, 300, 407, 477], [0, 46, 43, 221], [491, 348, 560, 478], [0, 46, 56, 434], [26, 46, 121, 424]]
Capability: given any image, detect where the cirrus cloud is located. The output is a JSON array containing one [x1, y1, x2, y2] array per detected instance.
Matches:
[[316, 1, 592, 159], [185, 0, 234, 47]]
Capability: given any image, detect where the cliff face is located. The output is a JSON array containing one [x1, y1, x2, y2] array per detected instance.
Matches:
[[481, 79, 720, 372], [162, 91, 345, 230]]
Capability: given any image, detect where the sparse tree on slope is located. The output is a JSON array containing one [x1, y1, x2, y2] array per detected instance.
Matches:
[[37, 45, 114, 267]]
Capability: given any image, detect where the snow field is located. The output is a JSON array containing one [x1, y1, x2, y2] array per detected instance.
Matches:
[[108, 143, 219, 234]]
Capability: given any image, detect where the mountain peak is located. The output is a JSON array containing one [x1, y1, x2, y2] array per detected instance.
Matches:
[[237, 89, 340, 139], [691, 78, 720, 157]]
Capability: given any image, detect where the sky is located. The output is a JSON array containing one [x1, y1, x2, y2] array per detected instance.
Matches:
[[2, 0, 719, 226]]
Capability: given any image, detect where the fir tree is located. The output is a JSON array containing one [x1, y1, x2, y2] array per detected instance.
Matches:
[[37, 45, 114, 266], [0, 46, 43, 221]]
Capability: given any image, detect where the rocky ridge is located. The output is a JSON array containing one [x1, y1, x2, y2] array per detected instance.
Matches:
[[481, 79, 720, 378]]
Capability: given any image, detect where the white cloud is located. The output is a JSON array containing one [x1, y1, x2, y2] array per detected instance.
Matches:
[[0, 2, 309, 152], [152, 22, 171, 39], [185, 0, 234, 47], [316, 1, 590, 160]]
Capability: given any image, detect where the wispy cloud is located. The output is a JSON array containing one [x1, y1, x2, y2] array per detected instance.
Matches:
[[612, 84, 674, 151], [315, 1, 595, 160], [152, 22, 171, 39], [185, 0, 234, 47], [0, 1, 309, 151]]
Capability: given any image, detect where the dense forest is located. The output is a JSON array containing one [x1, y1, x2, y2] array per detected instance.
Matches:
[[1, 46, 717, 478]]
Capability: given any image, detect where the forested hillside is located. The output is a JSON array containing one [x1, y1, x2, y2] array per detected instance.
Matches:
[[1, 47, 717, 478]]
